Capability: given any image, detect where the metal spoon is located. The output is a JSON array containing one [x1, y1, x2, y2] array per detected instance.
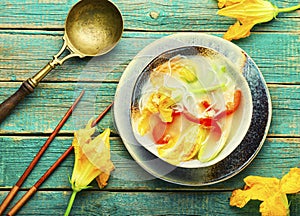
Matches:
[[0, 0, 123, 124]]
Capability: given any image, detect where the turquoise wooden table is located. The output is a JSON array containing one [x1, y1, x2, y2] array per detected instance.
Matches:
[[0, 0, 299, 215]]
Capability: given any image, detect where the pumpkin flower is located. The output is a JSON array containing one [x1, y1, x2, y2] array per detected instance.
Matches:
[[230, 167, 300, 216], [146, 92, 176, 122], [217, 0, 300, 41], [218, 0, 242, 8], [64, 119, 114, 216], [133, 92, 176, 135]]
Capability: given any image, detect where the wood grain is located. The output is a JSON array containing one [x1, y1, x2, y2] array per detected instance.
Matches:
[[0, 0, 299, 215], [0, 31, 299, 84], [0, 190, 299, 215], [0, 83, 299, 136], [0, 0, 299, 31], [0, 136, 299, 190]]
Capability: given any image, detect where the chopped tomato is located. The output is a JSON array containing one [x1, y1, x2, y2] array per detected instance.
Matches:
[[152, 120, 168, 144], [226, 89, 242, 115], [182, 110, 214, 127], [198, 89, 242, 120], [215, 89, 242, 119], [200, 100, 211, 110], [152, 112, 182, 145]]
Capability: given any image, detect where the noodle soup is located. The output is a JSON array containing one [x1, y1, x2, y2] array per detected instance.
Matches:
[[131, 46, 252, 168]]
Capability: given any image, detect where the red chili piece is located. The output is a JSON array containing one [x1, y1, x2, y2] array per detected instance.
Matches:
[[182, 110, 214, 127], [215, 89, 242, 119], [200, 100, 211, 110], [182, 109, 222, 140]]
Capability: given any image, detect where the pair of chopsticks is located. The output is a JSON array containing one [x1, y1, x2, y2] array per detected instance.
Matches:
[[0, 90, 113, 215]]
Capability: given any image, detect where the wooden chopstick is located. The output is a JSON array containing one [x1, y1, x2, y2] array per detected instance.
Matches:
[[7, 102, 113, 216], [0, 90, 85, 215]]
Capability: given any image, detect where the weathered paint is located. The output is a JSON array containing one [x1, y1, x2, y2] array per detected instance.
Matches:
[[0, 0, 299, 215]]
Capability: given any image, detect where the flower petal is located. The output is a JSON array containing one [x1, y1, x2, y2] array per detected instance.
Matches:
[[70, 121, 114, 191], [96, 172, 110, 189], [218, 0, 243, 8], [82, 128, 114, 174], [230, 189, 252, 208], [217, 0, 279, 40], [280, 167, 300, 194], [230, 168, 300, 215], [223, 21, 254, 41], [217, 0, 277, 22], [259, 193, 289, 216], [230, 176, 280, 207]]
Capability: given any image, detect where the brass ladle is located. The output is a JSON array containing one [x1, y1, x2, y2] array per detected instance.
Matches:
[[0, 0, 123, 124]]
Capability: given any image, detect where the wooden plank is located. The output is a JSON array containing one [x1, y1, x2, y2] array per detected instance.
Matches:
[[0, 83, 299, 136], [0, 0, 299, 32], [0, 136, 299, 190], [0, 1, 298, 215], [268, 84, 300, 136], [0, 31, 299, 84], [0, 82, 117, 133], [0, 190, 299, 215]]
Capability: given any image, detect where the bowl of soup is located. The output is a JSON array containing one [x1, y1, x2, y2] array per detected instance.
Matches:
[[130, 46, 253, 168]]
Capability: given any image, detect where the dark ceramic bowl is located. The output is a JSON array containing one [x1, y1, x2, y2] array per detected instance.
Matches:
[[113, 33, 271, 186]]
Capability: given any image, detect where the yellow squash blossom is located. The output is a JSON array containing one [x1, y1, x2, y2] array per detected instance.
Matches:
[[217, 0, 300, 41], [230, 167, 300, 216], [153, 57, 198, 83], [145, 92, 175, 123], [280, 167, 300, 194], [134, 92, 176, 135], [218, 0, 242, 8], [64, 119, 114, 216]]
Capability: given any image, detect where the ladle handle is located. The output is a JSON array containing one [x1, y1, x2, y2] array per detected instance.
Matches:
[[0, 79, 35, 123], [0, 40, 80, 124], [0, 63, 54, 124]]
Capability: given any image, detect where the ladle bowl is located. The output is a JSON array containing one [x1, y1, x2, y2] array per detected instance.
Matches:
[[0, 0, 123, 123], [65, 0, 123, 57]]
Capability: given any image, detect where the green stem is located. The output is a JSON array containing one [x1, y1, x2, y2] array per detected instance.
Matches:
[[64, 190, 78, 216], [277, 4, 300, 13], [190, 83, 225, 93]]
